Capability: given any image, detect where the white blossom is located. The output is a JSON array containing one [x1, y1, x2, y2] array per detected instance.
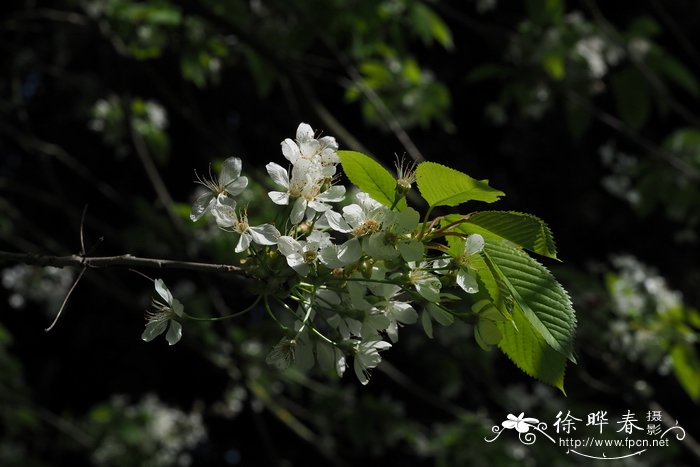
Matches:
[[191, 157, 248, 221], [454, 234, 484, 294], [407, 261, 442, 303], [212, 197, 280, 253], [277, 231, 333, 276], [364, 207, 423, 262], [142, 279, 184, 345], [354, 340, 392, 385]]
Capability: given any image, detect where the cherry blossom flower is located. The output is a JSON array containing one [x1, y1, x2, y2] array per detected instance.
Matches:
[[364, 207, 424, 262], [142, 279, 185, 346], [454, 234, 484, 294], [354, 340, 392, 385], [277, 231, 333, 276], [266, 160, 345, 225], [281, 122, 340, 177], [191, 157, 248, 221], [212, 197, 280, 253]]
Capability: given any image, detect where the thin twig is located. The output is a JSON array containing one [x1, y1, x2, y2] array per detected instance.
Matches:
[[79, 205, 88, 255], [0, 251, 243, 274], [45, 266, 86, 332], [125, 100, 188, 235]]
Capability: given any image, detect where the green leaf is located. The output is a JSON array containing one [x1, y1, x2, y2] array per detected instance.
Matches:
[[671, 343, 700, 401], [338, 150, 406, 210], [611, 67, 651, 131], [415, 162, 504, 208], [484, 240, 576, 361], [497, 305, 567, 392], [647, 49, 700, 97], [411, 3, 453, 50], [427, 303, 455, 326], [446, 211, 558, 259], [543, 52, 565, 80]]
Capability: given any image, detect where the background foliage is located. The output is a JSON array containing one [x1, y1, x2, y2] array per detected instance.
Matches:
[[1, 0, 699, 465]]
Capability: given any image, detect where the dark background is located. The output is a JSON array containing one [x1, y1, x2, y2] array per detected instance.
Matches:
[[1, 0, 699, 465]]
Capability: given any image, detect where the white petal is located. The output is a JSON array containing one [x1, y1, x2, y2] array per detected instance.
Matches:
[[342, 204, 364, 228], [307, 230, 332, 247], [219, 157, 243, 187], [325, 210, 352, 233], [414, 276, 441, 303], [171, 299, 185, 318], [291, 262, 310, 276], [281, 139, 300, 164], [249, 224, 280, 245], [456, 270, 479, 294], [320, 246, 343, 268], [338, 237, 362, 264], [225, 176, 248, 196], [308, 200, 331, 212], [154, 278, 173, 304], [465, 233, 485, 255], [299, 140, 321, 158], [212, 198, 237, 228], [190, 192, 214, 222], [335, 348, 347, 377], [356, 192, 383, 210], [396, 207, 420, 233], [289, 198, 306, 225], [277, 236, 301, 257], [235, 233, 251, 253], [268, 191, 290, 205], [354, 357, 370, 385], [389, 302, 418, 324], [166, 320, 183, 345], [319, 135, 338, 151], [266, 162, 289, 188], [142, 320, 168, 342], [296, 123, 314, 142], [386, 321, 399, 343], [316, 185, 345, 203]]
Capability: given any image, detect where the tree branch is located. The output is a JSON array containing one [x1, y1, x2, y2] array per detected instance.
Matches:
[[0, 251, 243, 275]]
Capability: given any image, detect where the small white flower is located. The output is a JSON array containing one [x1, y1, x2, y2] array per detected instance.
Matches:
[[191, 157, 248, 221], [454, 234, 484, 294], [277, 231, 332, 276], [142, 279, 185, 345], [212, 197, 280, 253], [319, 237, 362, 268], [192, 158, 247, 216], [407, 261, 442, 303], [281, 123, 340, 177], [326, 192, 387, 236], [354, 340, 392, 385], [266, 160, 345, 225], [364, 207, 424, 262]]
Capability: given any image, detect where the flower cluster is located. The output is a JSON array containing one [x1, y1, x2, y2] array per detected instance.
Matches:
[[144, 123, 495, 385]]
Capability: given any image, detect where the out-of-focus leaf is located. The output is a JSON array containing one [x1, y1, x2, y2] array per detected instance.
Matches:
[[611, 67, 651, 131]]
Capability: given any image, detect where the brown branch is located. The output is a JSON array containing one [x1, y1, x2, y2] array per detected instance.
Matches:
[[0, 251, 243, 275]]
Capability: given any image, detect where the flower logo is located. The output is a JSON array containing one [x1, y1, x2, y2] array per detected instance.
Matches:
[[502, 413, 540, 433]]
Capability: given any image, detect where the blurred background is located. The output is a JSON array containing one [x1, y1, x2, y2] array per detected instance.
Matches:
[[1, 0, 699, 465]]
